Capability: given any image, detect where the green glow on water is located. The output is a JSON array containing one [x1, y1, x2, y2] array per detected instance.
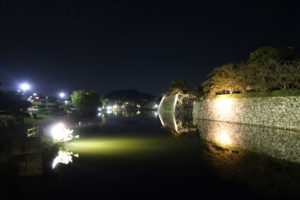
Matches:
[[66, 137, 170, 155]]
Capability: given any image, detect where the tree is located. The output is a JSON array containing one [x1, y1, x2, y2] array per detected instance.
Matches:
[[36, 99, 61, 115], [248, 46, 298, 64], [245, 59, 300, 91], [270, 60, 300, 90], [0, 91, 31, 113], [192, 86, 205, 98], [200, 46, 300, 97], [169, 79, 190, 94], [71, 90, 103, 114], [202, 64, 247, 96]]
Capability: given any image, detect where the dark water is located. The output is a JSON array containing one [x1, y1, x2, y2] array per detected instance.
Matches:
[[1, 111, 300, 200]]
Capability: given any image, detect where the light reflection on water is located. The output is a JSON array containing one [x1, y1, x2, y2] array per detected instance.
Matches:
[[66, 137, 170, 156], [52, 148, 79, 169], [195, 119, 300, 163], [157, 111, 300, 198], [51, 110, 165, 168], [158, 110, 300, 164], [1, 110, 300, 199]]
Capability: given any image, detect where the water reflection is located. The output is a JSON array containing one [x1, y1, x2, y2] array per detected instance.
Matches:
[[52, 147, 79, 169], [158, 109, 300, 164], [195, 119, 300, 164], [66, 137, 168, 155], [202, 142, 300, 198], [158, 111, 196, 136], [158, 110, 300, 198]]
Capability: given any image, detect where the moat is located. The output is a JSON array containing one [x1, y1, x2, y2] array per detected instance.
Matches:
[[0, 111, 300, 199]]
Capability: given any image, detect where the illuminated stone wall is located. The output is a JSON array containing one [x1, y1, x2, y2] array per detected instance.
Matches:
[[158, 95, 177, 115], [193, 95, 300, 131], [158, 94, 195, 132], [158, 94, 178, 130], [195, 119, 300, 163]]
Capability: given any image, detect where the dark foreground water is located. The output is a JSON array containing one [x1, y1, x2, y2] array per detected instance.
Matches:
[[1, 111, 300, 200]]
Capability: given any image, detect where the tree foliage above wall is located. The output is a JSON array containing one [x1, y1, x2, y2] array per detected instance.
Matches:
[[202, 47, 300, 97]]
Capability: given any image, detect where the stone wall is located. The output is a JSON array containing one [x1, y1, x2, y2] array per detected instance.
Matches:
[[193, 95, 300, 131], [158, 94, 177, 130], [158, 94, 196, 133], [195, 119, 300, 163]]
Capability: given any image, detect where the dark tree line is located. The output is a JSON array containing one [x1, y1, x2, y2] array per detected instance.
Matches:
[[0, 90, 31, 114]]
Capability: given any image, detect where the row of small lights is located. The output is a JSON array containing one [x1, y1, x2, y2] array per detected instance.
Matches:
[[20, 82, 159, 112], [97, 104, 159, 117]]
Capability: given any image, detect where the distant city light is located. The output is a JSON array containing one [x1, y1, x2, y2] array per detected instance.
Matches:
[[98, 107, 102, 111], [106, 106, 112, 111], [154, 104, 158, 108], [64, 100, 68, 104], [33, 93, 37, 96], [20, 83, 31, 92], [113, 105, 118, 109], [59, 92, 66, 98]]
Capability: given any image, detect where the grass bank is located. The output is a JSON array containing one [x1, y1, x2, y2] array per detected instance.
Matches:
[[24, 114, 55, 127], [213, 89, 300, 99]]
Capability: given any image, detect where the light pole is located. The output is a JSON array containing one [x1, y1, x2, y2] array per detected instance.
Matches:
[[59, 92, 67, 115]]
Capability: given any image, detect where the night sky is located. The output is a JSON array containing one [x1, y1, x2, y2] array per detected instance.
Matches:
[[1, 0, 300, 96]]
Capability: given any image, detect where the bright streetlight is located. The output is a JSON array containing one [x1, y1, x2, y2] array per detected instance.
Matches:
[[20, 83, 31, 92], [59, 92, 66, 98]]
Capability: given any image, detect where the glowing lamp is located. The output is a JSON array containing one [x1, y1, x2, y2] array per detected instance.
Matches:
[[59, 92, 66, 98], [50, 123, 75, 142], [20, 83, 31, 91]]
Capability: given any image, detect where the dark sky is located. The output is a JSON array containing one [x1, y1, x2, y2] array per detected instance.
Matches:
[[1, 0, 300, 96]]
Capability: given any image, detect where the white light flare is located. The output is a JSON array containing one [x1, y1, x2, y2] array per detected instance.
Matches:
[[52, 150, 79, 169], [59, 92, 66, 98], [113, 105, 118, 109], [50, 123, 77, 142], [20, 83, 31, 92], [106, 106, 112, 111]]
